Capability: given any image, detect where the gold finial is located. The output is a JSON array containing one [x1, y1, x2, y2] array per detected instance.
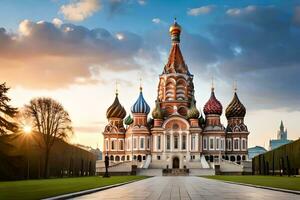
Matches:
[[139, 77, 143, 92], [233, 80, 237, 93], [115, 80, 119, 96], [211, 75, 215, 92]]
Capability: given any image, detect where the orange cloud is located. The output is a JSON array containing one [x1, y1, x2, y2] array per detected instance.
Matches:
[[0, 20, 148, 89]]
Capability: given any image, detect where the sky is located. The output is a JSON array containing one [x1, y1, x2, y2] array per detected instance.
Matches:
[[0, 0, 300, 150]]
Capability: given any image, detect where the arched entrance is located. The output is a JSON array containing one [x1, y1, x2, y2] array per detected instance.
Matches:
[[137, 155, 142, 162], [173, 157, 179, 168]]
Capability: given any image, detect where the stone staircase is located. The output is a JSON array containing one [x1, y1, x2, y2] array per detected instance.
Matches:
[[162, 168, 189, 176]]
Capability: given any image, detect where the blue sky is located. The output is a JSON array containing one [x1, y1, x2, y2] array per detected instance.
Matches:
[[0, 0, 300, 148]]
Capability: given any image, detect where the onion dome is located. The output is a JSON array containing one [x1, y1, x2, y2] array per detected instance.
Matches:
[[169, 18, 181, 43], [187, 98, 200, 119], [131, 87, 150, 114], [152, 100, 164, 119], [225, 92, 246, 119], [124, 115, 133, 125], [203, 88, 223, 115], [106, 93, 126, 119]]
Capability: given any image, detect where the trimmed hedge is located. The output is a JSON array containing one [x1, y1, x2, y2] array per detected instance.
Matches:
[[252, 139, 300, 175]]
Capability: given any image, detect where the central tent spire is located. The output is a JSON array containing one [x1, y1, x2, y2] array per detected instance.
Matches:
[[163, 19, 189, 74]]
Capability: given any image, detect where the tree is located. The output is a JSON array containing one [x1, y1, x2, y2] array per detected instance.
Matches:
[[0, 83, 18, 135], [24, 97, 73, 178]]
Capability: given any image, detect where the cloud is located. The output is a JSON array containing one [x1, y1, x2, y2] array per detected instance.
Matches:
[[60, 0, 101, 22], [226, 5, 256, 16], [187, 5, 214, 16], [137, 0, 146, 5], [183, 6, 300, 110], [152, 18, 161, 24], [0, 19, 160, 89], [52, 18, 63, 27]]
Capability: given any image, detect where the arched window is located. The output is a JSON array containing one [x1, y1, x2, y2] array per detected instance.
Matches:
[[182, 134, 186, 150], [115, 156, 120, 161], [127, 155, 130, 160], [166, 135, 171, 150], [120, 140, 124, 150], [110, 155, 114, 161], [230, 156, 235, 162], [242, 155, 246, 161], [174, 134, 179, 149], [121, 156, 125, 161], [137, 155, 142, 162], [111, 140, 115, 150]]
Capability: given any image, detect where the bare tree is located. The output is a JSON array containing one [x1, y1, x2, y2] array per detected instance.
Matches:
[[0, 83, 18, 135], [24, 97, 73, 178]]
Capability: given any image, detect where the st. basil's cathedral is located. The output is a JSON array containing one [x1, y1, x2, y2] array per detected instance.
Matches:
[[103, 20, 249, 169]]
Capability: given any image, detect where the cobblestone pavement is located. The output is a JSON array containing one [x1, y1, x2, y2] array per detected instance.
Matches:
[[74, 176, 299, 200]]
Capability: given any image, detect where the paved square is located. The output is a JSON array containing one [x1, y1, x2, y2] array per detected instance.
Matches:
[[75, 176, 299, 200]]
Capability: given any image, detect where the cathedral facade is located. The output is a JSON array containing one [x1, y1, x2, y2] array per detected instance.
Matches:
[[103, 21, 249, 169]]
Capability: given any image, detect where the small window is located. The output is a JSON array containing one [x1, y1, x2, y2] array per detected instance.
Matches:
[[174, 135, 179, 149], [157, 156, 161, 160], [140, 138, 144, 149], [166, 135, 171, 150], [203, 137, 207, 150], [133, 138, 137, 149], [120, 140, 124, 150], [209, 138, 214, 150], [191, 135, 196, 150], [182, 135, 186, 150], [157, 136, 161, 150]]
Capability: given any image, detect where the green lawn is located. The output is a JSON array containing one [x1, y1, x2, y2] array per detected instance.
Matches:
[[0, 176, 147, 200], [203, 175, 300, 191]]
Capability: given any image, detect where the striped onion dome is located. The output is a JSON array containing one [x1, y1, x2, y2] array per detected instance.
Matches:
[[152, 100, 164, 119], [124, 115, 133, 125], [203, 89, 222, 116], [187, 98, 200, 119], [225, 92, 246, 119], [106, 94, 126, 119], [131, 88, 150, 114]]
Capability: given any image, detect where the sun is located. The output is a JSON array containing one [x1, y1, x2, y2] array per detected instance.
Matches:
[[23, 125, 32, 134]]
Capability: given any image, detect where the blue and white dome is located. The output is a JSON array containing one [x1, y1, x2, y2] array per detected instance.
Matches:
[[131, 89, 150, 114]]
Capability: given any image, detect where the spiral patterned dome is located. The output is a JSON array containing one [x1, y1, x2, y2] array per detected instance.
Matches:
[[106, 94, 126, 119], [124, 115, 133, 125], [152, 100, 164, 119], [131, 89, 150, 114], [187, 99, 200, 119], [203, 89, 223, 115], [225, 92, 246, 119]]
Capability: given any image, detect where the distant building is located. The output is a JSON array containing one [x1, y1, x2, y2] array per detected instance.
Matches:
[[75, 144, 102, 160], [269, 121, 292, 150], [248, 146, 267, 160]]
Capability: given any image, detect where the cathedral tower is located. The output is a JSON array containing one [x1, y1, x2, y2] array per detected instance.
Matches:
[[225, 86, 249, 162], [157, 19, 195, 117], [103, 90, 127, 161]]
